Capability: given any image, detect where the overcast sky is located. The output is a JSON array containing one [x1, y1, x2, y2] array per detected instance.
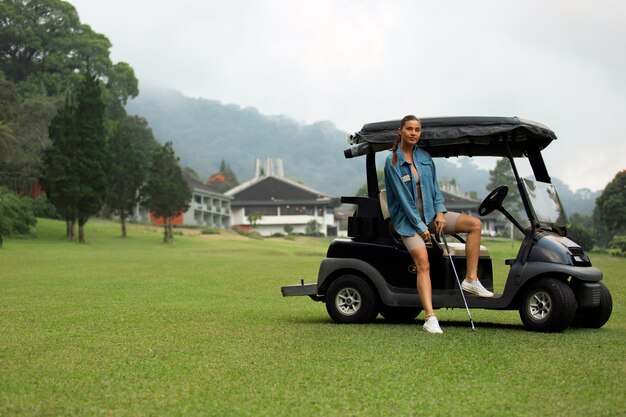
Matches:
[[71, 0, 625, 191]]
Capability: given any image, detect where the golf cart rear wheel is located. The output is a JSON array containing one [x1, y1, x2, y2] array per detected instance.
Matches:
[[571, 282, 612, 328], [519, 278, 577, 332], [379, 305, 422, 323], [325, 274, 379, 324]]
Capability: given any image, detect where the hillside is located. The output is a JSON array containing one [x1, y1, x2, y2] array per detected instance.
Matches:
[[126, 88, 598, 214], [125, 88, 364, 197]]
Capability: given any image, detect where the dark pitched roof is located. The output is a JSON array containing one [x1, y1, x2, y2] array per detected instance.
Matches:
[[225, 175, 333, 206]]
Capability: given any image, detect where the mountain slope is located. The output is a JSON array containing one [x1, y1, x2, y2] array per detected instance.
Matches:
[[126, 88, 363, 197], [126, 88, 598, 214]]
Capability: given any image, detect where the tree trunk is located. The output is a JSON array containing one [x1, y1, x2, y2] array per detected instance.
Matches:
[[66, 215, 76, 240], [163, 217, 169, 243], [78, 223, 85, 243], [120, 208, 127, 238]]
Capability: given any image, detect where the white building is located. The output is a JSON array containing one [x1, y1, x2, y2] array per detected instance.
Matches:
[[182, 173, 232, 228], [224, 158, 338, 236]]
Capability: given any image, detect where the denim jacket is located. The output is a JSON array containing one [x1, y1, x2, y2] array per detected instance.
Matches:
[[383, 146, 447, 236]]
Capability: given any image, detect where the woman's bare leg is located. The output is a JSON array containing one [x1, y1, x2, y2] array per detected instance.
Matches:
[[409, 247, 433, 315], [454, 214, 482, 281]]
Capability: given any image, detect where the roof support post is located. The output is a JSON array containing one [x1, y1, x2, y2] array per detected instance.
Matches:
[[366, 152, 379, 198], [504, 137, 535, 232]]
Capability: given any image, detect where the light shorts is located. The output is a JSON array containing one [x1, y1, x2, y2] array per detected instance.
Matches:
[[401, 211, 462, 251]]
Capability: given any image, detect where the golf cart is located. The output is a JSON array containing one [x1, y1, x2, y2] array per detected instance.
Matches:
[[281, 117, 612, 332]]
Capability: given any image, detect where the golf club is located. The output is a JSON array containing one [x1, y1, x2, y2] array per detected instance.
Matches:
[[440, 233, 476, 331]]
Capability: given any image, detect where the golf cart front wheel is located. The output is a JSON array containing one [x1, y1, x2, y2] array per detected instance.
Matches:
[[519, 278, 577, 332], [325, 274, 379, 324]]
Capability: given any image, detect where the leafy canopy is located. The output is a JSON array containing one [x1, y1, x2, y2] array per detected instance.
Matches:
[[142, 142, 191, 220], [593, 170, 626, 245]]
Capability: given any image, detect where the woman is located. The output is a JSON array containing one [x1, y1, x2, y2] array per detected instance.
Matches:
[[383, 115, 492, 334]]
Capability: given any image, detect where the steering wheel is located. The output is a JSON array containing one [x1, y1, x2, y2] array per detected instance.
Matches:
[[478, 185, 508, 216]]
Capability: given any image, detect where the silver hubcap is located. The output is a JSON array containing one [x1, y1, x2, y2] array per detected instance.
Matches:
[[528, 290, 552, 322], [335, 287, 361, 316]]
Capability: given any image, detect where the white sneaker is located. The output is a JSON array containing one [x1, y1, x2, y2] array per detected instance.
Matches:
[[423, 316, 443, 334], [461, 278, 494, 297]]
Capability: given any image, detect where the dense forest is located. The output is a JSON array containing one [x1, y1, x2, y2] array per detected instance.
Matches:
[[126, 87, 600, 215]]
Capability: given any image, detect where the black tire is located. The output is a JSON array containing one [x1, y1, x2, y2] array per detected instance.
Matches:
[[571, 282, 612, 328], [519, 278, 577, 332], [379, 305, 422, 323], [325, 274, 379, 324]]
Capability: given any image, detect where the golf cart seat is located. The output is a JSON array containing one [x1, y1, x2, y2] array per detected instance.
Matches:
[[379, 189, 489, 257]]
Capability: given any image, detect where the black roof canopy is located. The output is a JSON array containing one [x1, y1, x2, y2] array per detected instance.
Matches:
[[347, 116, 557, 158]]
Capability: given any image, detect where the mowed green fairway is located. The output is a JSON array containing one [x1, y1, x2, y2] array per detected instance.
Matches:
[[1, 219, 624, 417]]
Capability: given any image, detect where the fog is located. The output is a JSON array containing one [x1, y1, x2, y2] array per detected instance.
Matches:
[[71, 0, 626, 191]]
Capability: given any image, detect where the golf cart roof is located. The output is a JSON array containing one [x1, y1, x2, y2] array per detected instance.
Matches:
[[347, 116, 557, 158]]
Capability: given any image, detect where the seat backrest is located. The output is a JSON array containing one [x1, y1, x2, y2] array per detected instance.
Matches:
[[379, 189, 390, 220]]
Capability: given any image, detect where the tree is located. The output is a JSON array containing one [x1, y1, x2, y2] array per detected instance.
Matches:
[[0, 0, 125, 97], [593, 170, 626, 247], [567, 224, 595, 252], [42, 72, 108, 242], [487, 158, 524, 219], [102, 62, 139, 132], [0, 76, 60, 194], [142, 142, 191, 243], [567, 213, 596, 251], [246, 212, 262, 229], [0, 0, 139, 195], [10, 95, 59, 193], [106, 117, 144, 237], [206, 159, 239, 193], [306, 219, 320, 236], [0, 76, 19, 169], [116, 116, 159, 175], [42, 94, 79, 238], [74, 72, 109, 243], [608, 235, 626, 255]]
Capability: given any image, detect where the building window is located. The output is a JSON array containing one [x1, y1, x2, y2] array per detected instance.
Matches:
[[248, 206, 277, 216], [280, 205, 314, 215]]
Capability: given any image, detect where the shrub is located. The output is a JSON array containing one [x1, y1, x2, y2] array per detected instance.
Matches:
[[608, 235, 626, 257], [0, 188, 37, 245], [201, 227, 220, 235], [232, 226, 263, 240], [305, 220, 320, 235], [32, 194, 61, 219]]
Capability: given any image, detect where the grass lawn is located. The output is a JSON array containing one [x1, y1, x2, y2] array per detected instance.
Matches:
[[1, 218, 624, 417]]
